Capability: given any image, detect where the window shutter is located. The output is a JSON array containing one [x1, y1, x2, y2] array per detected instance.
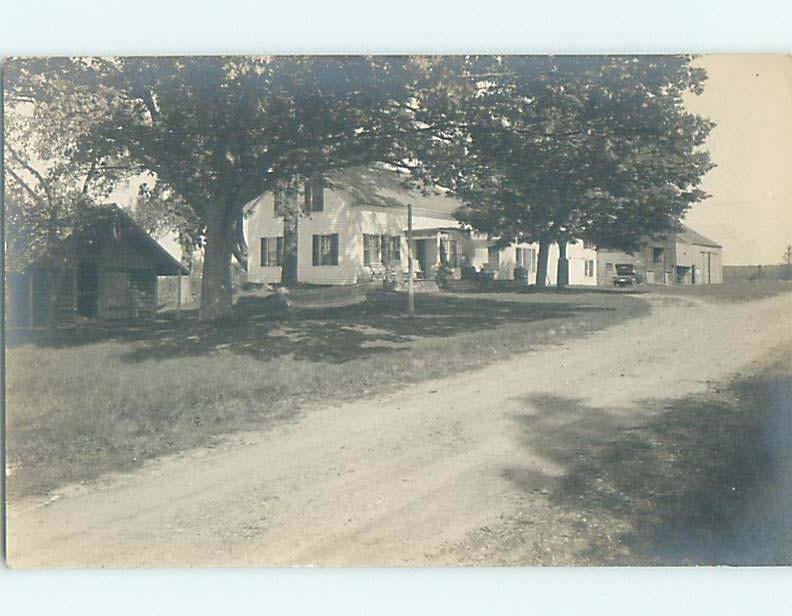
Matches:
[[381, 235, 389, 265], [276, 237, 284, 267], [363, 235, 371, 266], [392, 236, 401, 262], [260, 238, 268, 267], [304, 181, 313, 213], [313, 177, 324, 212], [330, 234, 339, 265], [312, 235, 320, 266]]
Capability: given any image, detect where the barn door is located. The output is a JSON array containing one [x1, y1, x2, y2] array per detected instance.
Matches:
[[101, 271, 132, 319], [76, 263, 99, 317]]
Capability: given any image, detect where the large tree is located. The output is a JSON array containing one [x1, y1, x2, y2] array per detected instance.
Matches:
[[423, 55, 715, 287], [86, 56, 429, 319]]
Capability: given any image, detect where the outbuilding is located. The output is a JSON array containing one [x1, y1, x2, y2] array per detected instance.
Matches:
[[5, 205, 187, 327], [597, 224, 723, 286]]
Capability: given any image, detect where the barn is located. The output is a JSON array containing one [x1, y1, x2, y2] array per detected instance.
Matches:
[[5, 205, 187, 327], [597, 224, 723, 287]]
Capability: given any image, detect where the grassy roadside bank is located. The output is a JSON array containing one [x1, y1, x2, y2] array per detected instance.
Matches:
[[6, 290, 648, 498]]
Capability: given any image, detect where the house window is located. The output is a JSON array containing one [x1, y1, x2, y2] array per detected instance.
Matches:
[[487, 245, 500, 268], [605, 262, 614, 273], [585, 259, 595, 277], [391, 236, 401, 262], [304, 176, 325, 213], [364, 234, 401, 266], [583, 240, 595, 249], [312, 233, 339, 266], [517, 247, 539, 271], [363, 234, 381, 266], [516, 247, 527, 268], [653, 247, 664, 264], [383, 235, 403, 265], [260, 237, 283, 267]]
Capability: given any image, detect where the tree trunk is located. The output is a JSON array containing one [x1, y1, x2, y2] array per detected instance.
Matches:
[[46, 267, 60, 334], [556, 239, 570, 287], [232, 211, 248, 271], [200, 208, 235, 321], [535, 239, 552, 288], [281, 203, 299, 286]]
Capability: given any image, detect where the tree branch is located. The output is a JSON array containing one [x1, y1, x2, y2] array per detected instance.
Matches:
[[6, 144, 55, 210], [6, 165, 44, 206]]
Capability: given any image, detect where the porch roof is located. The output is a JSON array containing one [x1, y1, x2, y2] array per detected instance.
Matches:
[[407, 227, 468, 239]]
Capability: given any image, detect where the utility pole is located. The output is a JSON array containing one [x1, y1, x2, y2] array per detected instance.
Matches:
[[407, 203, 415, 317]]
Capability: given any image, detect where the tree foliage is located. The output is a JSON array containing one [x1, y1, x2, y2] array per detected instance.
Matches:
[[86, 56, 435, 318], [5, 54, 716, 316], [416, 55, 715, 285], [4, 58, 130, 271]]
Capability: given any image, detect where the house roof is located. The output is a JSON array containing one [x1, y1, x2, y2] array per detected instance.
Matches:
[[677, 224, 722, 248], [327, 165, 461, 220], [242, 165, 463, 221]]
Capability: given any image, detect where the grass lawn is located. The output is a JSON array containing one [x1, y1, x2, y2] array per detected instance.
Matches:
[[6, 289, 648, 497]]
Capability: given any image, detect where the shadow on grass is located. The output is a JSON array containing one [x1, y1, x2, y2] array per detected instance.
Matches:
[[505, 376, 792, 565], [7, 291, 626, 365]]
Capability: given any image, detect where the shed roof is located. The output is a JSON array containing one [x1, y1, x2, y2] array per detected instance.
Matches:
[[67, 205, 188, 275], [92, 203, 190, 276]]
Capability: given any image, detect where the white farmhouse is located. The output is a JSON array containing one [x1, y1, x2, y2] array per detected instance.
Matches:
[[245, 166, 597, 287]]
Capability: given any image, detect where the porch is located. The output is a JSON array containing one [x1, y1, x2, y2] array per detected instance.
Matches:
[[408, 227, 468, 280]]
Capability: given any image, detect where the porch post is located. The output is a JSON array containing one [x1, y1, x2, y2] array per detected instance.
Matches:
[[407, 203, 415, 317]]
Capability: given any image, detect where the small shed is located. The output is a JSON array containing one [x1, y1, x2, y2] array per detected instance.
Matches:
[[5, 205, 188, 327]]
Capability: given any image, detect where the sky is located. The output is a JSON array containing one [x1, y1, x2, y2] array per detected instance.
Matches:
[[684, 55, 792, 265]]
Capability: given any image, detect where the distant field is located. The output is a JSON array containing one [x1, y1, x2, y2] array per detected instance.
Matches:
[[724, 264, 792, 282], [645, 279, 792, 303], [6, 290, 648, 497]]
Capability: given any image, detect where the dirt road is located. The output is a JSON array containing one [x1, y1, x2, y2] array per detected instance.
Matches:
[[7, 291, 792, 567]]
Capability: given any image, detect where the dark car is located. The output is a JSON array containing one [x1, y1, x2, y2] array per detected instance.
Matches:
[[613, 263, 638, 287]]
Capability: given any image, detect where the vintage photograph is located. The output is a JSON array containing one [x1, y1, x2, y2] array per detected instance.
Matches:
[[3, 54, 791, 567]]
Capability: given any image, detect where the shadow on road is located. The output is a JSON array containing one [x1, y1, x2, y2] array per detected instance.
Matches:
[[505, 375, 792, 565]]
